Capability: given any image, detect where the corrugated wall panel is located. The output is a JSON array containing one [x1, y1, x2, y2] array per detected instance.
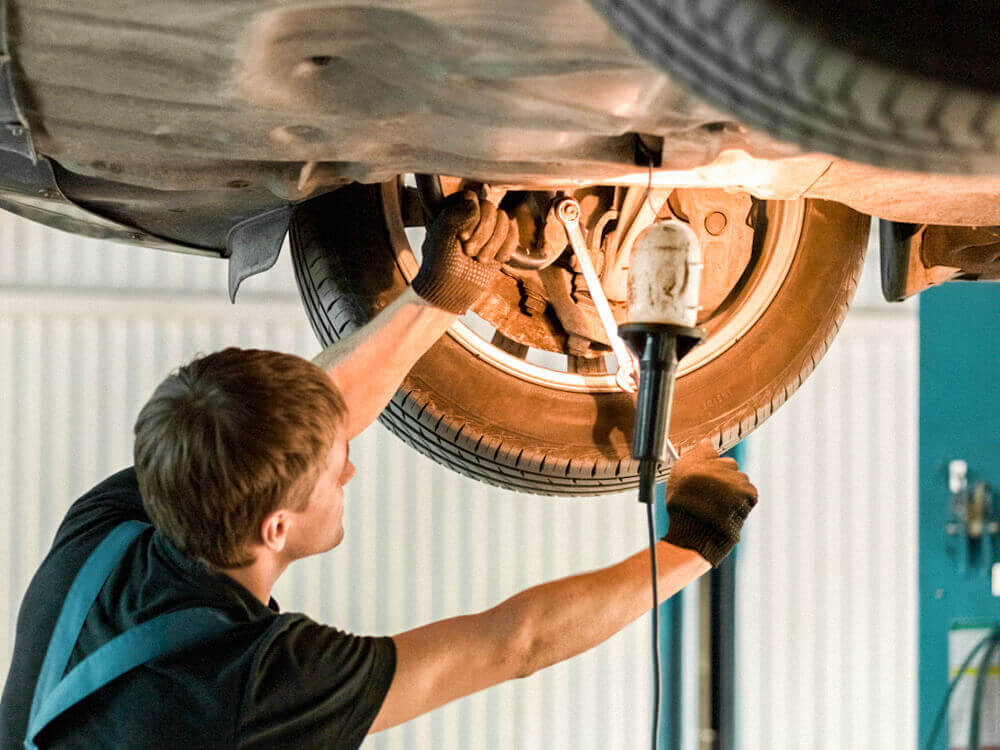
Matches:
[[737, 312, 919, 750]]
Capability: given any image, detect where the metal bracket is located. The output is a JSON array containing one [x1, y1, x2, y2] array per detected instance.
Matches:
[[879, 219, 923, 302], [226, 205, 293, 302], [537, 263, 609, 353]]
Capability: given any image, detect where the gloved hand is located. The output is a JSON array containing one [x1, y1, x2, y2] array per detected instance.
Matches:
[[662, 439, 759, 567], [411, 190, 519, 314]]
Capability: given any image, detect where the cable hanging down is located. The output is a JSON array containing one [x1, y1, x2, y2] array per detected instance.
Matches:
[[641, 457, 662, 750]]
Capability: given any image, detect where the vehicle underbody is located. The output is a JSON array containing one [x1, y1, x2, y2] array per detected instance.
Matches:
[[6, 0, 1000, 249]]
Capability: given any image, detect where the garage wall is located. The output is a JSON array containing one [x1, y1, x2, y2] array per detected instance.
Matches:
[[738, 309, 919, 750], [0, 214, 918, 749]]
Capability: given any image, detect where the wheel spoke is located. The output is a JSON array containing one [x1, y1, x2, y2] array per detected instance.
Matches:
[[490, 331, 529, 359], [568, 355, 608, 374]]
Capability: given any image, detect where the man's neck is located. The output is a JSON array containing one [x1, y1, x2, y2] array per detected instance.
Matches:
[[219, 553, 288, 606]]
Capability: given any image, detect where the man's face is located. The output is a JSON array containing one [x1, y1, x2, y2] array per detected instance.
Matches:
[[286, 435, 355, 558]]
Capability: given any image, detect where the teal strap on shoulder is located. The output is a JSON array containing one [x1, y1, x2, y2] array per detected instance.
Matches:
[[25, 607, 234, 748], [29, 521, 147, 726], [24, 522, 235, 749]]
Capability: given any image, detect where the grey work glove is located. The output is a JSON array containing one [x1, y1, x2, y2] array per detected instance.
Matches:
[[411, 190, 519, 314], [662, 439, 759, 567]]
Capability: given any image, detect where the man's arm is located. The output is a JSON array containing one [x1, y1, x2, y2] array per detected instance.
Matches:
[[312, 288, 458, 440], [369, 539, 709, 734], [369, 441, 758, 734]]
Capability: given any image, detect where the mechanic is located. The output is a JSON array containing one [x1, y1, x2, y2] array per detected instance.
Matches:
[[0, 192, 758, 749]]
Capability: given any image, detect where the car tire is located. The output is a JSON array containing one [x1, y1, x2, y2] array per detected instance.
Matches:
[[586, 0, 1000, 174], [290, 181, 868, 496]]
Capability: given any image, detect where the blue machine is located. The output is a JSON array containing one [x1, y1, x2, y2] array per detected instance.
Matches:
[[919, 283, 1000, 750]]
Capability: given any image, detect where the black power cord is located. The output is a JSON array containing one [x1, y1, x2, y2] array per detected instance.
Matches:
[[967, 631, 1000, 750], [640, 458, 662, 750], [923, 627, 1000, 750]]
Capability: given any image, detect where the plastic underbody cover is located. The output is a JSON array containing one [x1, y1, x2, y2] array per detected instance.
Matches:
[[9, 0, 1000, 238], [6, 0, 802, 198]]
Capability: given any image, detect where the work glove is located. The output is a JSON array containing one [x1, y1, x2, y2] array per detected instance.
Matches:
[[662, 439, 759, 567], [411, 190, 519, 314]]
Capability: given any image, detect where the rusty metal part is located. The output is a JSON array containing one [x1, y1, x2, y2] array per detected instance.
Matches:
[[490, 330, 529, 358], [568, 353, 607, 373], [538, 264, 611, 353], [471, 267, 567, 353], [504, 197, 566, 271], [880, 221, 1000, 301], [470, 186, 620, 358], [704, 211, 727, 235], [920, 226, 1000, 278], [555, 197, 637, 392], [476, 185, 761, 366]]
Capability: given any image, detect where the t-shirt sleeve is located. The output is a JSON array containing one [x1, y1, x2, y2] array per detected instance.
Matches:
[[51, 467, 150, 551], [238, 614, 397, 750]]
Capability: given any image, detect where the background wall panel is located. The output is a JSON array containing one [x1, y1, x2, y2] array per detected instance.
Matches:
[[737, 310, 919, 750]]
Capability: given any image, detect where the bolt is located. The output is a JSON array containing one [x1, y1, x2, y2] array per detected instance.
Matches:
[[934, 589, 945, 599], [556, 199, 580, 224], [704, 211, 728, 236]]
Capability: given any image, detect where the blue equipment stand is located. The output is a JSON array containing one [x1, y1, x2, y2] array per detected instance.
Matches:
[[654, 443, 742, 749], [919, 283, 1000, 749]]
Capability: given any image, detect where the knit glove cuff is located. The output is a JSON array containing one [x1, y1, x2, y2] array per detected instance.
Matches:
[[411, 252, 497, 315], [663, 509, 742, 567]]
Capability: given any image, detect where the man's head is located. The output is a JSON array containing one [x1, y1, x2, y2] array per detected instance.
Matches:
[[133, 347, 352, 569]]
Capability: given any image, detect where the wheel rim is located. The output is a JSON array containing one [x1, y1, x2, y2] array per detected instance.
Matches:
[[380, 179, 804, 394]]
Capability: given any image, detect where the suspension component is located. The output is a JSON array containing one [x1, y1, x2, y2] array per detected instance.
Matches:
[[554, 197, 638, 393]]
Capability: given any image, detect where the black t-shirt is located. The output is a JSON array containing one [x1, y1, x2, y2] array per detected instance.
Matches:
[[0, 467, 395, 749]]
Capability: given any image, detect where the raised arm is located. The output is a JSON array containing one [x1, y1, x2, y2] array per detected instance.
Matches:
[[312, 289, 458, 440], [312, 190, 517, 440], [369, 440, 758, 733]]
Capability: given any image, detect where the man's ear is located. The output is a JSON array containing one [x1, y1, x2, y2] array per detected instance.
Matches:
[[260, 510, 289, 553]]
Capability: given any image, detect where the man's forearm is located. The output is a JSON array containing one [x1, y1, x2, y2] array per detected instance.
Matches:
[[312, 287, 459, 440], [498, 541, 710, 678]]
